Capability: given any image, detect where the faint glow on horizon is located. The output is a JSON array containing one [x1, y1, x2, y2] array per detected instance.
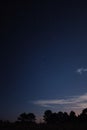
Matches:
[[33, 93, 87, 111]]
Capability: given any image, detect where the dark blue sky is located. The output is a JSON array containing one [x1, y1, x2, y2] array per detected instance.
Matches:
[[1, 1, 87, 121]]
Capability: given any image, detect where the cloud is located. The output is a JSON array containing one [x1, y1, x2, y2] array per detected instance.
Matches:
[[33, 93, 87, 109], [76, 68, 87, 74]]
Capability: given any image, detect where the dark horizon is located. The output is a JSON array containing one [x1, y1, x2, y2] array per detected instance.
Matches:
[[0, 107, 87, 123]]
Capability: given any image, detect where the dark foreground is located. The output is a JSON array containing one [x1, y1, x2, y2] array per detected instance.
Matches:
[[0, 122, 87, 130]]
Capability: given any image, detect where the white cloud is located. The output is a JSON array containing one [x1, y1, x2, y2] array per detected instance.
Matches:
[[33, 93, 87, 109], [76, 67, 87, 74]]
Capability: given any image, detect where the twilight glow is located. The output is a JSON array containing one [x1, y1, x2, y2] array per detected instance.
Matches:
[[33, 93, 87, 109]]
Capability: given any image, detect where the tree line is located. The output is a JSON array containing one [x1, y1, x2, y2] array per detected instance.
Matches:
[[1, 108, 87, 124], [15, 108, 87, 124]]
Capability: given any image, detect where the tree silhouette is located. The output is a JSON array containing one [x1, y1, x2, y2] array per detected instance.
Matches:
[[18, 113, 27, 122], [50, 113, 58, 124], [18, 112, 36, 123], [43, 110, 52, 124], [82, 108, 87, 115], [27, 113, 36, 122], [57, 111, 64, 123], [63, 112, 69, 122], [78, 108, 87, 122], [43, 110, 69, 124], [1, 108, 87, 130], [69, 111, 77, 122]]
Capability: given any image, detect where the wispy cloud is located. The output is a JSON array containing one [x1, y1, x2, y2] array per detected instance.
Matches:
[[76, 68, 87, 74], [33, 93, 87, 109]]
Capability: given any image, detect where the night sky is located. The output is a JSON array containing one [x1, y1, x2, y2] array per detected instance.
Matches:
[[1, 1, 87, 121]]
